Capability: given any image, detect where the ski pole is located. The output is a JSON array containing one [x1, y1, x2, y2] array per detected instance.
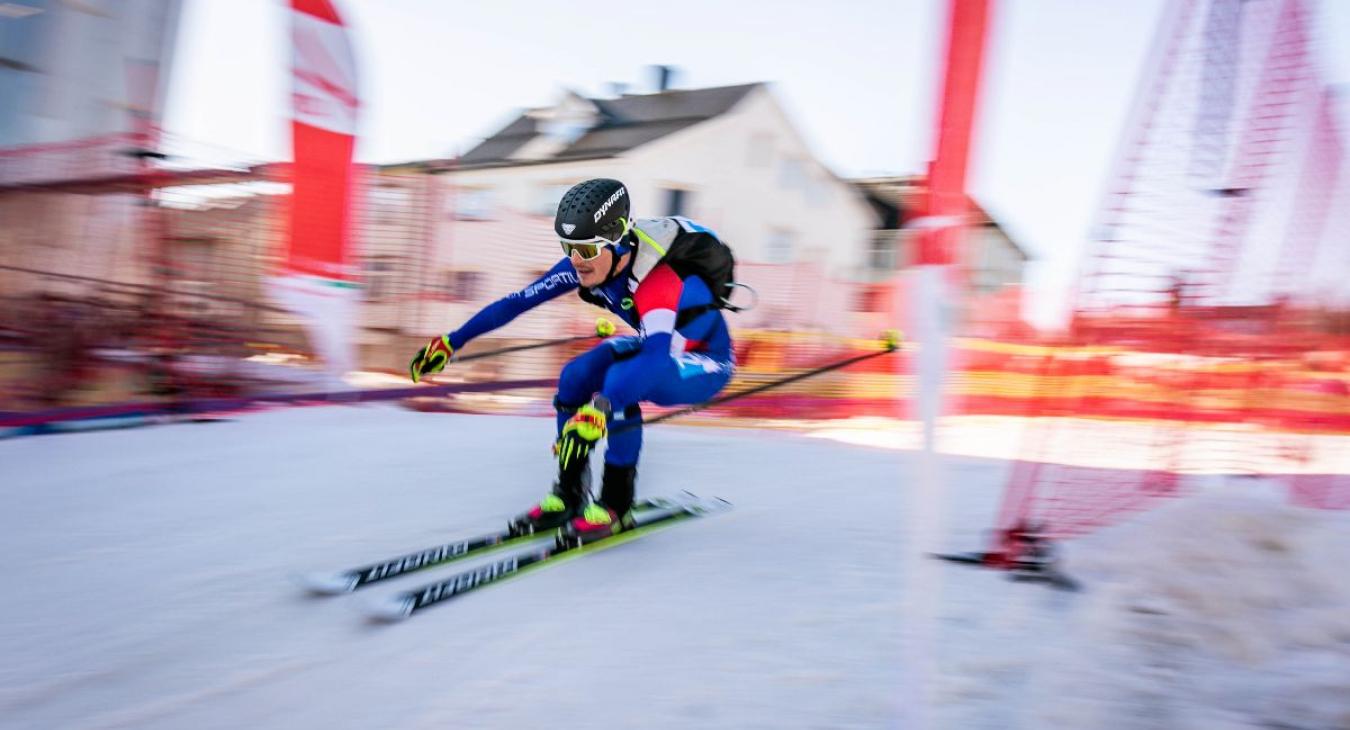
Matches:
[[450, 335, 593, 363], [440, 318, 618, 365], [617, 330, 903, 432]]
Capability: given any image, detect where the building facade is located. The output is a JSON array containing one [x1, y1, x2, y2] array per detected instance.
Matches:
[[371, 83, 880, 346]]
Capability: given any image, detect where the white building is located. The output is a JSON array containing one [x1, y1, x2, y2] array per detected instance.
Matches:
[[369, 82, 879, 343], [852, 176, 1029, 294], [448, 82, 875, 272]]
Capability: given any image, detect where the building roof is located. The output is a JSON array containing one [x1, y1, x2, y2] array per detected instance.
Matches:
[[455, 83, 762, 169]]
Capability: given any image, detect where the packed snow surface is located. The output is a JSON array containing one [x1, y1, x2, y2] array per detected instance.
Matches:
[[2, 405, 1347, 729]]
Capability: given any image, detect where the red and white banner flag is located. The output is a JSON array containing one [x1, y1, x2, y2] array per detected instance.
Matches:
[[270, 0, 361, 386]]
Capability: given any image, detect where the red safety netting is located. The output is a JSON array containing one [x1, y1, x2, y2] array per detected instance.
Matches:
[[982, 0, 1350, 564]]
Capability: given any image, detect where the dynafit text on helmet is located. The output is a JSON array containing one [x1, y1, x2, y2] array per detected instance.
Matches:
[[408, 179, 740, 542]]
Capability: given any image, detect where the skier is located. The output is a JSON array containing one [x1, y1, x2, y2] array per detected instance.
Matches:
[[408, 179, 736, 541]]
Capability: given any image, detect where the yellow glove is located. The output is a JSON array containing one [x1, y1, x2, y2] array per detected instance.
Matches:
[[409, 334, 454, 383], [557, 402, 608, 470]]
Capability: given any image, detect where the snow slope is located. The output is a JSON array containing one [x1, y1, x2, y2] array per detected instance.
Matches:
[[0, 405, 971, 729], [2, 405, 1346, 729]]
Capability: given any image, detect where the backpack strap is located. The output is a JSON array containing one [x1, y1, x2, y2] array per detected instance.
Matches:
[[574, 218, 671, 308], [629, 218, 682, 277], [630, 217, 741, 326], [674, 303, 715, 329], [576, 287, 609, 308]]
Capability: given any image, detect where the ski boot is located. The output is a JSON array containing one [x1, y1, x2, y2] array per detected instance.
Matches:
[[563, 463, 638, 545], [510, 450, 590, 536]]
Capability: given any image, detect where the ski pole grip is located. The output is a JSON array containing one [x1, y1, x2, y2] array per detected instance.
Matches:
[[882, 329, 903, 351]]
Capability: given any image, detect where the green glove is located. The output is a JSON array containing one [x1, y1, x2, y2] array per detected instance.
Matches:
[[557, 402, 608, 469], [409, 334, 454, 383]]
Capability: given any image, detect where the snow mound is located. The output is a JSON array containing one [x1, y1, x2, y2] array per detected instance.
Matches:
[[1034, 495, 1350, 729]]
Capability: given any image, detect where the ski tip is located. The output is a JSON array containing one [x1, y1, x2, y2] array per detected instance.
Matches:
[[296, 571, 360, 596], [1011, 570, 1083, 593], [930, 552, 1002, 566], [365, 594, 416, 623], [686, 495, 734, 514]]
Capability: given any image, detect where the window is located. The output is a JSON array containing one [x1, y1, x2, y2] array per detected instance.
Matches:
[[868, 231, 898, 271], [804, 175, 827, 208], [453, 187, 495, 221], [747, 132, 773, 167], [538, 97, 596, 145], [540, 117, 590, 145], [662, 188, 689, 217], [439, 270, 483, 302], [765, 230, 794, 264], [364, 258, 397, 302], [778, 157, 804, 190], [531, 182, 574, 216], [369, 186, 410, 207], [370, 186, 412, 225], [171, 237, 214, 281]]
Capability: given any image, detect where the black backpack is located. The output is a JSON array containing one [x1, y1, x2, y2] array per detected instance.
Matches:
[[660, 224, 740, 314]]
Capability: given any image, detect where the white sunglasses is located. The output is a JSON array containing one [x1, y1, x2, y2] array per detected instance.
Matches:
[[560, 219, 630, 260]]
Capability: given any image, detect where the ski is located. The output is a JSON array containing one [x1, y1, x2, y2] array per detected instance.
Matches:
[[931, 552, 1081, 592], [299, 496, 687, 594], [365, 495, 731, 621]]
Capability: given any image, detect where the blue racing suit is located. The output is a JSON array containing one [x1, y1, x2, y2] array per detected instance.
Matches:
[[446, 220, 734, 467]]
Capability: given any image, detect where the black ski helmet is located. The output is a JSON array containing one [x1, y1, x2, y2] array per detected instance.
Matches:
[[554, 178, 630, 243]]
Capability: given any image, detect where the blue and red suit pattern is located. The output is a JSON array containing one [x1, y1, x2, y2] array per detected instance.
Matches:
[[446, 250, 734, 466]]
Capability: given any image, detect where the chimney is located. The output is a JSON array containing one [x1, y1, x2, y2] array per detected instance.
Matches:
[[650, 65, 676, 93]]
